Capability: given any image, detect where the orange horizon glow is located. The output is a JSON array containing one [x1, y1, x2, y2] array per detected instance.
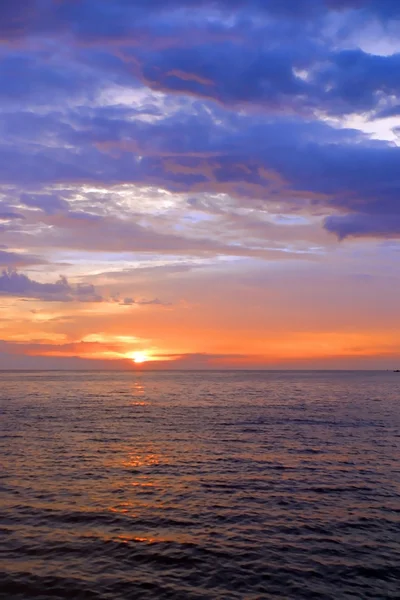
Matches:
[[1, 268, 399, 370], [2, 310, 399, 369]]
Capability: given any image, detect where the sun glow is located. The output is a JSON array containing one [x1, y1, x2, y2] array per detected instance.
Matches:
[[130, 351, 148, 364]]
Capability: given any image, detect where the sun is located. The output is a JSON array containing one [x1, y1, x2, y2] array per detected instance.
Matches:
[[131, 351, 148, 364]]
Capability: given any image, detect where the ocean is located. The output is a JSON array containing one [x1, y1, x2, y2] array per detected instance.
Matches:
[[1, 370, 399, 599]]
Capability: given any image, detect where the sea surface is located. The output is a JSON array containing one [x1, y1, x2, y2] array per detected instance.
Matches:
[[1, 370, 400, 599]]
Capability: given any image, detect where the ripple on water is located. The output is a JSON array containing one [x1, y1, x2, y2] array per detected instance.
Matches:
[[1, 370, 400, 599]]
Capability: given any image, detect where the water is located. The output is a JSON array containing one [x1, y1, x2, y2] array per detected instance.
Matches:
[[1, 370, 400, 599]]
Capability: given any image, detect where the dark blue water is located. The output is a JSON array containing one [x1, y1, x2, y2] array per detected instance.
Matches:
[[1, 370, 400, 599]]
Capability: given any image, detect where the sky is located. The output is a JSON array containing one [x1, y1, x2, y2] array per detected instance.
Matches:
[[0, 0, 399, 370]]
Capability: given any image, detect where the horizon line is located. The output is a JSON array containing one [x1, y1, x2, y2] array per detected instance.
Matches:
[[0, 368, 396, 372]]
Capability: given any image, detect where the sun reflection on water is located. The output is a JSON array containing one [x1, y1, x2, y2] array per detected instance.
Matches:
[[123, 452, 164, 469], [132, 381, 145, 395]]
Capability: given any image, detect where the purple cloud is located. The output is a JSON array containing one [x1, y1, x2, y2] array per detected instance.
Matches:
[[1, 0, 399, 46], [20, 193, 70, 214], [0, 270, 102, 302], [0, 0, 398, 242], [0, 211, 24, 220], [0, 250, 44, 267], [325, 214, 400, 239], [0, 105, 399, 238]]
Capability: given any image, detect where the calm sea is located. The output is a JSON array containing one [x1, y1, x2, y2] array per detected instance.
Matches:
[[1, 370, 399, 599]]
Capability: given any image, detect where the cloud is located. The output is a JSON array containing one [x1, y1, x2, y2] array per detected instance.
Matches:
[[0, 340, 131, 370], [131, 44, 400, 117], [20, 193, 70, 214], [0, 268, 172, 307], [0, 269, 103, 302], [135, 43, 311, 112], [0, 249, 45, 267], [0, 102, 399, 239], [0, 0, 398, 251], [1, 0, 399, 46], [2, 198, 319, 260], [314, 49, 400, 116], [374, 104, 400, 119], [0, 94, 398, 239], [325, 213, 400, 239], [117, 296, 169, 306], [0, 1, 399, 118], [0, 211, 24, 220]]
